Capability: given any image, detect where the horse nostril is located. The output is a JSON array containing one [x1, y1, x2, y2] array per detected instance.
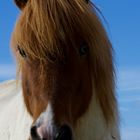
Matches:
[[30, 126, 41, 140], [55, 124, 72, 140]]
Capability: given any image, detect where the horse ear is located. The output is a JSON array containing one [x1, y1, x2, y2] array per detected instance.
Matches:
[[14, 0, 28, 10]]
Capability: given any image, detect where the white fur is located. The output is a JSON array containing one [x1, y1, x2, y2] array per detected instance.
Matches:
[[36, 103, 53, 127], [0, 80, 32, 140], [36, 103, 56, 139]]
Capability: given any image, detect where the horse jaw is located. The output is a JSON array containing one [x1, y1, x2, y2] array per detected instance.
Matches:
[[74, 90, 120, 140]]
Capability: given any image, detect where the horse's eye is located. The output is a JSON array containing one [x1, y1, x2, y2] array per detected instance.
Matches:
[[46, 52, 57, 62], [79, 43, 89, 56], [18, 46, 27, 58]]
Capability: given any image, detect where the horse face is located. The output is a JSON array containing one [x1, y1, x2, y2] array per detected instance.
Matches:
[[18, 39, 92, 139], [13, 2, 92, 140]]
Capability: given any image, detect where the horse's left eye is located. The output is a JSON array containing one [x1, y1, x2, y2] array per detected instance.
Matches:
[[79, 43, 89, 56], [17, 46, 27, 58]]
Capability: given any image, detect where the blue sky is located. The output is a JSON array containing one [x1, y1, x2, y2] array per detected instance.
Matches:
[[0, 1, 140, 139]]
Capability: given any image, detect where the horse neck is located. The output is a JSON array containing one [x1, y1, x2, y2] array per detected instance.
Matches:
[[74, 90, 120, 140]]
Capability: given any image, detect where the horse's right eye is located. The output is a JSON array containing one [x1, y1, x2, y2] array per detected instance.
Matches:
[[79, 42, 89, 56], [17, 46, 27, 58]]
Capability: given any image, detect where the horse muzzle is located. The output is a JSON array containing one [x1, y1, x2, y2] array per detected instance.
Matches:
[[30, 124, 73, 140]]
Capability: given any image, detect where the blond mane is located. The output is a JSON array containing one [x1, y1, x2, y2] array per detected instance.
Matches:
[[12, 0, 118, 125]]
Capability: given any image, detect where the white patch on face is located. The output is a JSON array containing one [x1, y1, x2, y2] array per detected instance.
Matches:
[[35, 103, 56, 139]]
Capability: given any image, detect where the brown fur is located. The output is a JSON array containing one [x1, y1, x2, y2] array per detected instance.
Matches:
[[12, 0, 118, 130]]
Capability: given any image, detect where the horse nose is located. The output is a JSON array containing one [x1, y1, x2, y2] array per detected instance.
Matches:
[[30, 126, 42, 140], [55, 124, 72, 140], [30, 124, 72, 140]]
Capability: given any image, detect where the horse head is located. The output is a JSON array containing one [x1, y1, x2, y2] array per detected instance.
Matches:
[[12, 0, 118, 140]]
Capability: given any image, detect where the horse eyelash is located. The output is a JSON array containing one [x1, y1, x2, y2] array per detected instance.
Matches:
[[17, 45, 27, 58], [79, 42, 89, 56]]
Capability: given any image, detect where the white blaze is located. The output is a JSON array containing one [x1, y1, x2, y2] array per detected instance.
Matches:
[[36, 103, 56, 139]]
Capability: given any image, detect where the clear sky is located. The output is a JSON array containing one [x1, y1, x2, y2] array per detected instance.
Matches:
[[0, 1, 140, 140]]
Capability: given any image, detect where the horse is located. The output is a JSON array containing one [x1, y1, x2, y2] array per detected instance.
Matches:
[[1, 0, 121, 139]]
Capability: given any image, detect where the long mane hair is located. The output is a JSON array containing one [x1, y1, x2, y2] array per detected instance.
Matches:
[[12, 0, 117, 125]]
